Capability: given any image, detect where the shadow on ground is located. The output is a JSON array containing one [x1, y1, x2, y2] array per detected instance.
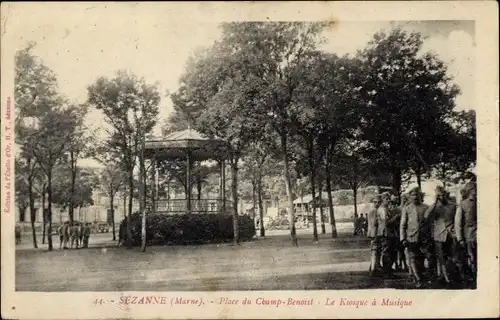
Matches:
[[15, 231, 475, 292]]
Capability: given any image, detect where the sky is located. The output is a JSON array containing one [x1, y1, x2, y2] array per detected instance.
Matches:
[[5, 4, 476, 167]]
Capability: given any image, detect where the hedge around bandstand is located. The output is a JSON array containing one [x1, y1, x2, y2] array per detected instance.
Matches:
[[119, 212, 256, 246]]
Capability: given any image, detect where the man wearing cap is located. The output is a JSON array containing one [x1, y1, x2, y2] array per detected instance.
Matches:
[[367, 195, 382, 276], [400, 187, 429, 288], [425, 186, 457, 284], [61, 221, 70, 249], [455, 182, 477, 282], [378, 192, 397, 277], [419, 190, 438, 283], [388, 195, 406, 271]]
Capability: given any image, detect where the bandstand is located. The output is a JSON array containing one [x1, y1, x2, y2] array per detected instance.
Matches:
[[143, 128, 232, 215]]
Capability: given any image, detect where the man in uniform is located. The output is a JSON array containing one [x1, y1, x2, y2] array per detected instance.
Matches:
[[15, 224, 22, 245], [425, 186, 456, 284], [78, 222, 84, 245], [400, 187, 429, 288], [358, 214, 367, 236], [378, 192, 396, 277], [455, 182, 477, 282], [57, 223, 65, 249], [353, 213, 360, 235], [69, 222, 81, 249], [417, 190, 437, 283], [388, 195, 406, 271], [367, 195, 381, 276], [61, 221, 70, 249], [82, 222, 92, 248]]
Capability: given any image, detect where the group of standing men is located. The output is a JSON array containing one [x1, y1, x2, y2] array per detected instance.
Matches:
[[57, 221, 92, 249], [367, 181, 477, 288]]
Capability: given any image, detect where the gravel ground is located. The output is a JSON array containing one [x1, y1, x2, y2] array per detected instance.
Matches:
[[15, 227, 474, 291]]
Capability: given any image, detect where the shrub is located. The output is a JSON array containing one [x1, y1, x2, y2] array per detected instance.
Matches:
[[119, 212, 255, 246]]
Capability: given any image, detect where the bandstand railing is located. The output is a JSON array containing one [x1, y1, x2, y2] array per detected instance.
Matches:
[[154, 199, 234, 214]]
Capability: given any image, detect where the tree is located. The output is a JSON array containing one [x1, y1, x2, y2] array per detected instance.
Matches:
[[51, 164, 95, 216], [63, 105, 93, 223], [15, 42, 76, 250], [357, 28, 460, 196], [28, 105, 80, 251], [329, 152, 369, 218], [98, 163, 125, 240], [170, 22, 330, 246], [87, 71, 161, 249], [15, 42, 62, 248], [431, 110, 476, 185], [14, 155, 39, 248], [240, 142, 282, 237], [15, 42, 59, 118], [292, 52, 361, 238], [196, 77, 264, 245], [15, 159, 29, 223], [223, 22, 328, 246]]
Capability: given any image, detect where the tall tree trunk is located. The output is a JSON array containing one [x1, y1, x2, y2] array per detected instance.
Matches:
[[47, 170, 53, 251], [28, 177, 38, 248], [325, 148, 338, 238], [251, 179, 257, 223], [69, 151, 76, 223], [352, 158, 359, 217], [126, 162, 134, 248], [140, 145, 147, 252], [353, 182, 358, 216], [19, 206, 26, 222], [230, 158, 240, 245], [41, 186, 46, 244], [123, 189, 127, 220], [257, 176, 265, 237], [197, 176, 202, 201], [391, 167, 402, 197], [281, 134, 297, 246], [308, 147, 318, 242], [416, 164, 422, 189], [110, 190, 116, 241], [151, 162, 156, 212], [318, 177, 326, 234], [306, 140, 319, 241]]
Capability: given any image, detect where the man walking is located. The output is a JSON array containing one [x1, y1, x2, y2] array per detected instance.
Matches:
[[15, 224, 22, 245], [57, 223, 65, 249], [69, 222, 81, 249], [388, 195, 406, 271], [82, 223, 92, 248], [378, 192, 397, 277], [367, 195, 381, 276], [353, 213, 360, 236], [400, 187, 429, 288], [61, 221, 70, 249], [425, 186, 457, 284], [455, 182, 477, 282]]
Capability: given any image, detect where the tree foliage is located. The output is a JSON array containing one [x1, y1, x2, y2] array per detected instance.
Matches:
[[356, 28, 462, 195], [87, 70, 161, 248]]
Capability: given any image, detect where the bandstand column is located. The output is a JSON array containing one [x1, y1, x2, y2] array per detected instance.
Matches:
[[154, 159, 160, 212], [150, 158, 157, 212], [219, 160, 226, 212], [186, 151, 192, 214]]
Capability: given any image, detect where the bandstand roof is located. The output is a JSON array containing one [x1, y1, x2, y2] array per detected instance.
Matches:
[[144, 128, 230, 161]]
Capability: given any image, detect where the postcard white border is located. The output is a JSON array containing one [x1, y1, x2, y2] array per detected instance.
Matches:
[[1, 1, 499, 319]]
